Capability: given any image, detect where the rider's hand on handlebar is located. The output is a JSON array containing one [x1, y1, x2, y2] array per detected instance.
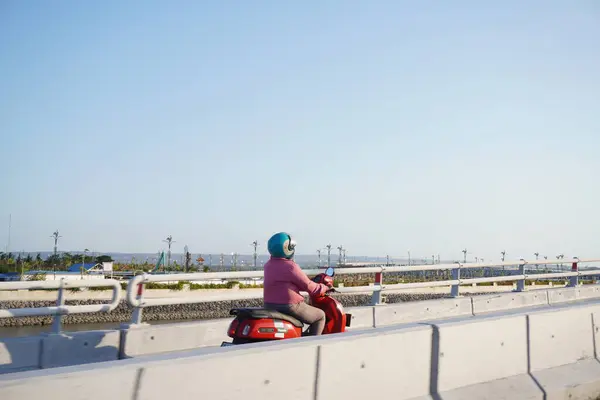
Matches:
[[322, 275, 334, 288]]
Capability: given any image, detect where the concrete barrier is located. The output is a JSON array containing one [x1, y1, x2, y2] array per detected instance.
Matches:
[[528, 304, 597, 371], [471, 290, 549, 314], [137, 343, 318, 400], [0, 336, 41, 374], [0, 362, 141, 399], [1, 330, 121, 374], [546, 285, 600, 305], [528, 304, 600, 399], [40, 330, 120, 369], [432, 314, 542, 399], [119, 306, 376, 358], [2, 286, 600, 377], [374, 297, 473, 327], [4, 302, 600, 400], [115, 291, 598, 361], [119, 319, 231, 358], [317, 324, 432, 399], [345, 306, 375, 329]]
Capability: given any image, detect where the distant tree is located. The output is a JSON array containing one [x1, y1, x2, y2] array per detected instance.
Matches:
[[20, 260, 31, 276], [45, 253, 61, 267], [185, 251, 191, 272], [27, 272, 46, 281], [95, 255, 114, 263], [62, 252, 73, 267]]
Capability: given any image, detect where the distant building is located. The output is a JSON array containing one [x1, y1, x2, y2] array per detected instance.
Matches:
[[0, 270, 107, 281], [22, 263, 107, 281], [67, 263, 104, 273], [0, 272, 20, 281]]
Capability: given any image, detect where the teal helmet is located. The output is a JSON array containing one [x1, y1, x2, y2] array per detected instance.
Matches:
[[267, 232, 296, 259]]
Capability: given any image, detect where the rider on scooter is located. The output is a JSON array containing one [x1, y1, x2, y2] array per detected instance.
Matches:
[[263, 232, 332, 335]]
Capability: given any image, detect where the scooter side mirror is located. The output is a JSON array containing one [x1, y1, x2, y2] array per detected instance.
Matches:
[[325, 267, 335, 277]]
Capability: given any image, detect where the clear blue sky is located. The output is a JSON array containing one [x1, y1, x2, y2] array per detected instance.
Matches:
[[1, 1, 599, 261]]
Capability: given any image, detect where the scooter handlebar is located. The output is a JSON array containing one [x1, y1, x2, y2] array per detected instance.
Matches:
[[312, 273, 334, 288]]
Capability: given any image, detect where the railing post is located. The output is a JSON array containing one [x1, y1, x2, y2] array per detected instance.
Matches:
[[371, 270, 383, 305], [52, 278, 66, 333], [516, 263, 525, 292], [569, 260, 579, 287], [130, 281, 145, 324], [450, 263, 460, 297]]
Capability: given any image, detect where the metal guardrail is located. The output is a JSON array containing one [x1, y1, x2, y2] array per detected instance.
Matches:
[[125, 258, 600, 324], [0, 279, 122, 333]]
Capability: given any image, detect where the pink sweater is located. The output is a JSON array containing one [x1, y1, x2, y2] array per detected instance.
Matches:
[[263, 257, 329, 305]]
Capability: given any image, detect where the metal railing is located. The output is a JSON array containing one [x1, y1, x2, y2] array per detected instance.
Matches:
[[0, 278, 122, 333], [125, 257, 600, 324]]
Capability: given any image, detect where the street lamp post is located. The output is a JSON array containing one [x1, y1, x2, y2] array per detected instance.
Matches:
[[316, 249, 322, 267], [163, 235, 175, 269], [50, 230, 62, 279], [251, 241, 259, 269]]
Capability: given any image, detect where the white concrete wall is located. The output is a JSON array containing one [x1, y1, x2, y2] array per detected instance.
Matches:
[[119, 305, 376, 357], [138, 343, 318, 400], [0, 330, 120, 374], [546, 285, 600, 304], [0, 363, 141, 399], [0, 336, 41, 374], [374, 297, 473, 326], [435, 315, 530, 391], [345, 305, 375, 329], [433, 314, 542, 399], [2, 302, 600, 400], [120, 319, 232, 358], [40, 330, 120, 369], [2, 285, 600, 377], [527, 303, 600, 399], [471, 290, 549, 314], [317, 325, 433, 399]]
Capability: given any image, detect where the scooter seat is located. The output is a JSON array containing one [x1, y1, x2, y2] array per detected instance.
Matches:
[[230, 307, 304, 328]]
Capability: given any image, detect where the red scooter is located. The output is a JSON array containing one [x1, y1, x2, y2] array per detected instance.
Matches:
[[221, 267, 351, 346]]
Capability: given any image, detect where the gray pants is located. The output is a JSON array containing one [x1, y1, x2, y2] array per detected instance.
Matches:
[[264, 301, 326, 335]]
